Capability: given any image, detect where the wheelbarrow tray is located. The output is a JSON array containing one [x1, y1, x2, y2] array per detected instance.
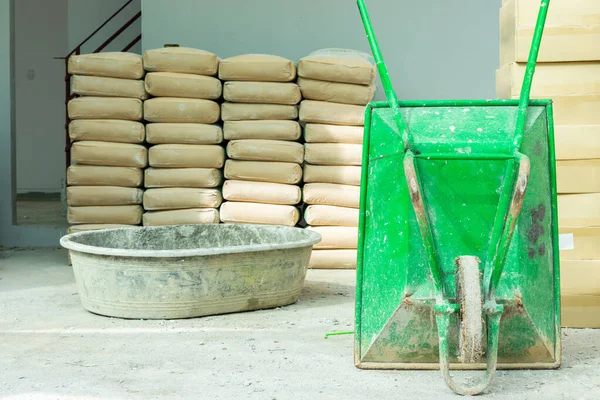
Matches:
[[355, 99, 561, 370]]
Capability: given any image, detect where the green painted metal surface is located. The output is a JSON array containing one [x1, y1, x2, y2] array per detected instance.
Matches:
[[355, 100, 560, 368], [355, 0, 558, 394], [353, 3, 560, 393]]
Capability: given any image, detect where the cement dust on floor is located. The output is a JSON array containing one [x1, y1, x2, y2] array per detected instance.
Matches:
[[0, 248, 599, 400]]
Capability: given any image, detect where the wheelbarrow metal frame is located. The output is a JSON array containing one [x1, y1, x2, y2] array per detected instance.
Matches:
[[355, 100, 561, 368]]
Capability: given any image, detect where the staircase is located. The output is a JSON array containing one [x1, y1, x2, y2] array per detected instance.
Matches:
[[56, 0, 142, 169]]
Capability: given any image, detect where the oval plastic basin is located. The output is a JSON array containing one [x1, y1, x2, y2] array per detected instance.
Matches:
[[60, 224, 321, 319]]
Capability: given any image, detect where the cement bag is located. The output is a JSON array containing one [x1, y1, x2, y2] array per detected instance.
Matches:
[[143, 208, 220, 226], [303, 164, 362, 186], [143, 188, 222, 210], [298, 48, 376, 85], [223, 180, 301, 205], [226, 140, 304, 164], [297, 77, 375, 106], [72, 75, 147, 100], [218, 54, 296, 82], [67, 186, 143, 206], [67, 205, 143, 225], [223, 82, 301, 105], [69, 120, 145, 143], [68, 52, 144, 79], [304, 143, 362, 166], [146, 123, 223, 145], [304, 123, 363, 144], [67, 165, 142, 187], [144, 167, 222, 188], [224, 160, 302, 184], [307, 226, 358, 249], [220, 202, 300, 226], [221, 102, 298, 121], [68, 97, 143, 121], [144, 98, 220, 123], [303, 183, 360, 208], [145, 72, 222, 99], [68, 224, 133, 233], [149, 144, 225, 168], [143, 47, 218, 75], [71, 141, 148, 168], [304, 205, 359, 227], [299, 100, 364, 126], [224, 121, 300, 141], [309, 249, 357, 269]]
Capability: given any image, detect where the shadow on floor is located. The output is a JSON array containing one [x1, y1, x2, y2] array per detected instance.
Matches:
[[0, 248, 72, 292], [16, 192, 68, 228], [299, 275, 355, 307]]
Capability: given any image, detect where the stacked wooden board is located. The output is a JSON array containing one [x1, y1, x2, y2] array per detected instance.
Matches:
[[66, 52, 147, 233], [219, 55, 304, 227], [142, 47, 223, 226], [498, 0, 600, 328], [298, 49, 376, 269]]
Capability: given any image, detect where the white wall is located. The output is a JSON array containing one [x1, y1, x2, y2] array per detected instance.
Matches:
[[15, 0, 141, 194], [14, 0, 68, 193], [141, 0, 502, 101], [68, 0, 141, 54], [2, 0, 65, 246]]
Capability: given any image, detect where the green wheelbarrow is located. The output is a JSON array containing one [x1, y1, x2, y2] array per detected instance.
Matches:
[[354, 0, 560, 395]]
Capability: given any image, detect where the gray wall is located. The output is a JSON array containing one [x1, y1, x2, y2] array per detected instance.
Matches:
[[68, 0, 141, 55], [142, 0, 502, 101]]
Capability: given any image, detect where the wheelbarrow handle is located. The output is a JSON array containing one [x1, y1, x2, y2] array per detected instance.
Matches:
[[513, 0, 550, 149], [356, 0, 409, 149], [357, 0, 550, 151]]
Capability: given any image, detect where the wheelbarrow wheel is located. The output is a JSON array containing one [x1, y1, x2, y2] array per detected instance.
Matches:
[[455, 256, 483, 363]]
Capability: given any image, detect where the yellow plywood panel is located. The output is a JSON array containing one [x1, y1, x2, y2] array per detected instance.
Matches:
[[496, 62, 600, 98], [500, 0, 600, 63], [556, 160, 600, 194], [561, 295, 600, 328], [560, 260, 600, 296], [554, 125, 600, 161], [558, 193, 600, 227], [559, 227, 600, 260]]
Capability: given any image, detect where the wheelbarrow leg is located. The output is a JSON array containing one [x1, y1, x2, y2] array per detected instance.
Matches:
[[434, 302, 504, 396], [403, 150, 445, 300], [483, 153, 530, 299]]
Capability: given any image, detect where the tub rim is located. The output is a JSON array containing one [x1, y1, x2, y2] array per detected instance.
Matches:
[[60, 224, 322, 258]]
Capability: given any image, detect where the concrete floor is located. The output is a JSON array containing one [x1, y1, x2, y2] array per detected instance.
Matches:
[[0, 248, 599, 400], [15, 193, 68, 228]]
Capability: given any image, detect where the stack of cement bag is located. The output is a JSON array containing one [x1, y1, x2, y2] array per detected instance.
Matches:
[[219, 54, 304, 226], [142, 47, 224, 226], [298, 49, 376, 269], [66, 52, 147, 232]]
